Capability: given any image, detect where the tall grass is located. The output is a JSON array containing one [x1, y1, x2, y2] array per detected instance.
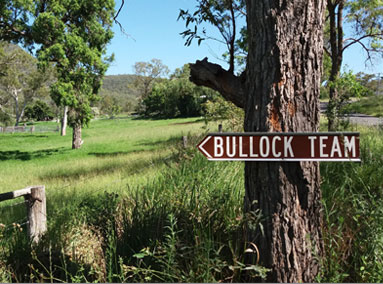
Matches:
[[0, 133, 268, 282], [1, 117, 383, 282], [319, 126, 383, 282]]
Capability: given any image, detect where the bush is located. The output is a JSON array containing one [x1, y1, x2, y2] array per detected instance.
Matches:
[[24, 100, 55, 121], [0, 110, 13, 126], [203, 95, 244, 131], [100, 95, 122, 118], [140, 65, 218, 118]]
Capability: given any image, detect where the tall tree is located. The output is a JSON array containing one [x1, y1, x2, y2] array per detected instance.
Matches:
[[325, 0, 383, 130], [133, 59, 170, 98], [187, 0, 326, 281], [32, 0, 115, 149], [0, 43, 50, 126], [132, 59, 169, 113]]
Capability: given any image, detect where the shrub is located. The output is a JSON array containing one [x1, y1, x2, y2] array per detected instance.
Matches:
[[140, 64, 218, 118], [24, 100, 55, 121]]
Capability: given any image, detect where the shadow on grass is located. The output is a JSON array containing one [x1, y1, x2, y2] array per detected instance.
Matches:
[[88, 150, 136, 157], [131, 115, 204, 122], [0, 148, 66, 161], [135, 136, 183, 147], [40, 153, 177, 181], [170, 119, 204, 125]]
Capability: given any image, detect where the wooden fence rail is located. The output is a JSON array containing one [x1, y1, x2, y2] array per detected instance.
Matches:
[[0, 185, 47, 244], [0, 126, 59, 133]]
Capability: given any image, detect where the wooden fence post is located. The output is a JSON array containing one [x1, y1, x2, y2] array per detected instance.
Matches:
[[24, 186, 47, 244], [30, 126, 35, 133]]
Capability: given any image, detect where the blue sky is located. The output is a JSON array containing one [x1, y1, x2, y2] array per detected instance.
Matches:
[[106, 0, 383, 76]]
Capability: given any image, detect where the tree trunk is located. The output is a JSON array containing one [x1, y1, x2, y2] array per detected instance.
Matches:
[[244, 0, 325, 282], [189, 0, 326, 281], [9, 87, 23, 126], [72, 125, 82, 149], [327, 0, 344, 131], [61, 106, 68, 136], [14, 93, 20, 126], [17, 101, 27, 126]]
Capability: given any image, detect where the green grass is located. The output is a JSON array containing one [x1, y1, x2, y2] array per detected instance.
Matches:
[[343, 95, 383, 117], [0, 117, 205, 197], [318, 126, 383, 282], [2, 116, 383, 282], [0, 117, 264, 282]]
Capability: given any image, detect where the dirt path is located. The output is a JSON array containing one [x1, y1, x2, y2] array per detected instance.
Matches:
[[320, 102, 383, 127]]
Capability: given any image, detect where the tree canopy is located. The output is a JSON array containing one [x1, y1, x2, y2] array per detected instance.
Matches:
[[0, 0, 33, 45]]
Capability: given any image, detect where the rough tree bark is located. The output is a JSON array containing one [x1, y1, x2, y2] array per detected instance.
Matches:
[[72, 125, 82, 149], [245, 1, 326, 280], [190, 0, 326, 281]]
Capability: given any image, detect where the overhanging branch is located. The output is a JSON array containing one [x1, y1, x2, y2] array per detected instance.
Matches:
[[189, 58, 245, 109], [343, 33, 383, 51]]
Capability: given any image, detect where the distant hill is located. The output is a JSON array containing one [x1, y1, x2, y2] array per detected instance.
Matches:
[[99, 74, 140, 112], [100, 74, 139, 99]]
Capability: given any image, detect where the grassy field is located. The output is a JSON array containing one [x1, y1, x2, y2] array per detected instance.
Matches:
[[0, 117, 206, 196], [0, 116, 252, 282], [1, 117, 383, 282]]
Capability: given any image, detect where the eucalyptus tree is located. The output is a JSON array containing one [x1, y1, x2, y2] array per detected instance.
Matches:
[[0, 43, 50, 126], [132, 59, 169, 114], [133, 59, 169, 98], [184, 0, 326, 281], [325, 0, 383, 130], [32, 0, 115, 149]]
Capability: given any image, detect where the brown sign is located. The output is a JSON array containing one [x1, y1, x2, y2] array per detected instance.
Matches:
[[197, 133, 360, 162]]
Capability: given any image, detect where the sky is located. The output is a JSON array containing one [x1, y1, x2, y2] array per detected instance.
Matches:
[[106, 0, 383, 77]]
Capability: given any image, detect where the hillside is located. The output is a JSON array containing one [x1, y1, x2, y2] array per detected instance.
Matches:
[[98, 74, 141, 111]]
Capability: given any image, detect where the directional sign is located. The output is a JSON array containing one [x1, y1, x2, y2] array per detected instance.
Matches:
[[197, 132, 360, 162]]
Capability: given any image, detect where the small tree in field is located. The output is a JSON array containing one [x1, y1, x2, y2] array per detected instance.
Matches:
[[32, 0, 114, 149], [24, 100, 54, 121]]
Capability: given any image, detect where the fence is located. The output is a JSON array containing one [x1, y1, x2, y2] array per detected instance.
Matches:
[[0, 125, 60, 134], [0, 186, 47, 244]]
